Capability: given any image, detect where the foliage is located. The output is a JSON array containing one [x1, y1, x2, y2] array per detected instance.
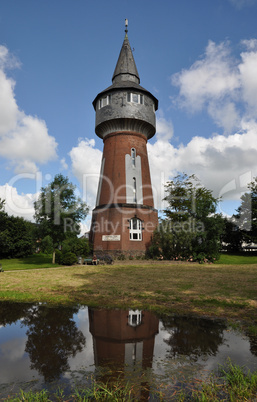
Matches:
[[53, 234, 90, 266], [148, 173, 224, 261], [221, 217, 243, 252], [61, 233, 90, 256], [40, 235, 53, 254], [61, 251, 77, 265], [0, 202, 35, 258], [34, 174, 89, 263], [235, 177, 257, 246]]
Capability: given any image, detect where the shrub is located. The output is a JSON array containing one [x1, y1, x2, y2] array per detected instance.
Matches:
[[117, 253, 126, 260], [55, 249, 63, 265], [62, 251, 77, 266]]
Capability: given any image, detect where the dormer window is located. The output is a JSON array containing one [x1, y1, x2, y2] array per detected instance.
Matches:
[[127, 93, 144, 105], [99, 95, 110, 109]]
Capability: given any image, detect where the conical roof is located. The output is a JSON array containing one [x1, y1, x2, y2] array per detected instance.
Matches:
[[112, 34, 140, 84], [92, 27, 158, 111]]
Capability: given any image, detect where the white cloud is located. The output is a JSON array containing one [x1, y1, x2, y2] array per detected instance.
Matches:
[[172, 41, 240, 117], [239, 42, 257, 115], [60, 157, 68, 170], [69, 138, 102, 209], [148, 116, 257, 214], [0, 183, 38, 220], [0, 45, 58, 173], [155, 111, 174, 141]]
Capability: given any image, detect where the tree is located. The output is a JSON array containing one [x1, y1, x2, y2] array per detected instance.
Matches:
[[221, 217, 243, 252], [235, 177, 257, 245], [149, 173, 224, 261], [0, 200, 35, 258], [34, 174, 89, 263]]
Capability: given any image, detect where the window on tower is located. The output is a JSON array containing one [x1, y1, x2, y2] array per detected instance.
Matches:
[[129, 217, 142, 241], [99, 95, 110, 109], [133, 177, 137, 203], [131, 148, 136, 167], [127, 93, 144, 105]]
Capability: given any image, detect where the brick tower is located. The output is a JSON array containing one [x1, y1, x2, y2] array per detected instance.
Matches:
[[90, 20, 158, 256]]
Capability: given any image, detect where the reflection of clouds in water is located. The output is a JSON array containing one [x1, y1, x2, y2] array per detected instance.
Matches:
[[0, 336, 38, 383], [1, 307, 257, 394], [66, 307, 94, 374], [1, 336, 26, 360], [201, 330, 256, 374]]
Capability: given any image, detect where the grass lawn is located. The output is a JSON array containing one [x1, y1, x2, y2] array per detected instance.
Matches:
[[1, 255, 257, 327], [0, 254, 58, 271], [217, 253, 257, 264]]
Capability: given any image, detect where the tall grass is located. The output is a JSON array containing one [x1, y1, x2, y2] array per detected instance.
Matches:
[[5, 361, 257, 401]]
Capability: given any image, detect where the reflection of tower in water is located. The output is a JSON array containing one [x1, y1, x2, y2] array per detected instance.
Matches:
[[88, 308, 159, 397]]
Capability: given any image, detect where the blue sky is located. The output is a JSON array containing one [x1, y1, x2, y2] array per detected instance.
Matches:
[[1, 0, 257, 231]]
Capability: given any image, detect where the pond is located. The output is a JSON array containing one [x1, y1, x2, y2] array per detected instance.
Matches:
[[0, 302, 257, 400]]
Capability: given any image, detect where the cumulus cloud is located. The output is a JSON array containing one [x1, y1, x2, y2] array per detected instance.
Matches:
[[172, 41, 240, 114], [69, 138, 102, 209], [149, 36, 257, 212], [0, 45, 58, 173], [148, 116, 257, 215], [171, 38, 257, 134], [0, 183, 38, 220]]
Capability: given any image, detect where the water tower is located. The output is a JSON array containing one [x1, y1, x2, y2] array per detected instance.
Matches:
[[90, 20, 158, 256]]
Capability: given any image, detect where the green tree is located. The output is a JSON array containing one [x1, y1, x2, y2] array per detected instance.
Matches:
[[34, 174, 89, 263], [0, 198, 5, 212], [149, 173, 224, 261], [235, 177, 257, 245], [221, 217, 243, 252], [40, 235, 54, 254], [0, 204, 34, 258]]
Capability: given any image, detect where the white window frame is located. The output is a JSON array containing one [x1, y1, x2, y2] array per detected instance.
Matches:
[[128, 310, 142, 327], [129, 217, 142, 241], [127, 92, 144, 105], [99, 95, 110, 109]]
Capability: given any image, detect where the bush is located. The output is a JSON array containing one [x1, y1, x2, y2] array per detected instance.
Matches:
[[55, 249, 63, 265], [62, 251, 77, 266], [100, 254, 113, 264], [117, 253, 126, 260]]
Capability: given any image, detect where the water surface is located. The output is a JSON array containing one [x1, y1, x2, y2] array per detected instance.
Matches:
[[0, 302, 257, 399]]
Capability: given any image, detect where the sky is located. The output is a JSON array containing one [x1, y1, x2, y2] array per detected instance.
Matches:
[[1, 0, 257, 232]]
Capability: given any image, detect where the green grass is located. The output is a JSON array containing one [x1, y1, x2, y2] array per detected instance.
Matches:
[[0, 254, 58, 271], [217, 253, 257, 265], [5, 361, 257, 401], [2, 253, 257, 272], [1, 253, 257, 272]]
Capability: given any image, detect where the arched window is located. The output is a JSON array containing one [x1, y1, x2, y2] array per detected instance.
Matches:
[[131, 148, 136, 167], [129, 217, 142, 241], [133, 177, 136, 203]]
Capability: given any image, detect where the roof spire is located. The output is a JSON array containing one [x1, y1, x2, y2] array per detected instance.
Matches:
[[125, 18, 128, 38], [112, 19, 140, 84]]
